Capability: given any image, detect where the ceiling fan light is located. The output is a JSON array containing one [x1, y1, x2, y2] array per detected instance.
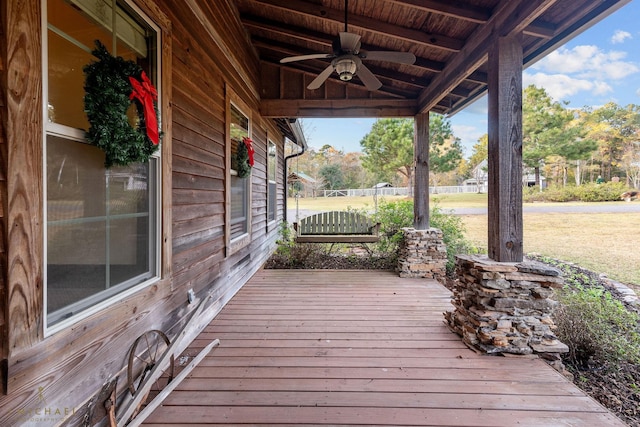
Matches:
[[335, 58, 357, 81]]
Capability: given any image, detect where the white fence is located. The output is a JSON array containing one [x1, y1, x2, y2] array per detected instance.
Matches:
[[321, 185, 488, 197]]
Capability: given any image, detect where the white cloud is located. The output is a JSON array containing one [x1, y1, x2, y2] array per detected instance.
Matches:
[[450, 113, 487, 155], [523, 72, 613, 102], [453, 124, 483, 142], [592, 81, 614, 96], [535, 45, 597, 74], [611, 30, 632, 44], [532, 45, 638, 80], [461, 99, 489, 116], [526, 43, 639, 103]]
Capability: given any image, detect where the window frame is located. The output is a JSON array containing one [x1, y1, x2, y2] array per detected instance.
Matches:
[[42, 0, 163, 335], [267, 139, 277, 226], [225, 88, 253, 255]]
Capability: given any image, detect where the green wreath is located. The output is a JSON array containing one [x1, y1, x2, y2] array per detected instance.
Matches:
[[235, 137, 252, 178], [84, 40, 160, 167]]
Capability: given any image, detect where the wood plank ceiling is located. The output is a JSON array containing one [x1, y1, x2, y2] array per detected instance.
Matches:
[[231, 0, 631, 118]]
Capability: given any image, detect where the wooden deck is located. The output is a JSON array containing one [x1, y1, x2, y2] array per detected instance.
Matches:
[[143, 269, 625, 426]]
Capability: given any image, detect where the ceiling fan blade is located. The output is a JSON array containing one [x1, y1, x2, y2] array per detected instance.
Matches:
[[280, 53, 333, 64], [360, 51, 416, 64], [307, 64, 335, 90], [356, 63, 382, 91], [339, 32, 361, 53]]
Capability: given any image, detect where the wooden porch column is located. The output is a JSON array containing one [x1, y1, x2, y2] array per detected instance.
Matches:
[[414, 113, 429, 229], [487, 34, 523, 262]]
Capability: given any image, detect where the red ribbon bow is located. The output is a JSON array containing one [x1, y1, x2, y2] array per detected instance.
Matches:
[[129, 71, 160, 145], [243, 137, 255, 166]]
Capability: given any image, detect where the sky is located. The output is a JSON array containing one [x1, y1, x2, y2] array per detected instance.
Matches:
[[302, 2, 640, 157]]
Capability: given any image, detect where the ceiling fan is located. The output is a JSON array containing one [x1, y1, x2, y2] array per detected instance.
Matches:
[[279, 0, 416, 91]]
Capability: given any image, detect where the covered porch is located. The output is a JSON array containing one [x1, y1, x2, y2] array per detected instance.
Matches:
[[141, 269, 623, 426]]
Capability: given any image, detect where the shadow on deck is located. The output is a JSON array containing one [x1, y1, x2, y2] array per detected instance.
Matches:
[[142, 269, 625, 426]]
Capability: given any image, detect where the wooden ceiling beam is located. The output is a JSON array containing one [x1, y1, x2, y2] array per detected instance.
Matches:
[[261, 98, 418, 118], [524, 19, 557, 38], [385, 0, 490, 23], [418, 0, 559, 113], [244, 17, 450, 73], [467, 70, 488, 85], [447, 82, 490, 115], [244, 5, 552, 80], [248, 0, 465, 52], [242, 15, 331, 47], [388, 0, 555, 38]]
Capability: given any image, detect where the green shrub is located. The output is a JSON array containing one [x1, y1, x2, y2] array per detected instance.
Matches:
[[373, 199, 414, 255], [269, 221, 325, 267], [574, 182, 628, 202], [554, 285, 640, 368], [533, 254, 640, 368], [373, 199, 478, 275], [523, 182, 629, 203], [430, 205, 477, 274], [276, 220, 294, 247], [524, 186, 578, 202]]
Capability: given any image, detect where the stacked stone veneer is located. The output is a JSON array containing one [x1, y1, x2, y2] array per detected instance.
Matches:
[[396, 228, 447, 280], [445, 254, 569, 357]]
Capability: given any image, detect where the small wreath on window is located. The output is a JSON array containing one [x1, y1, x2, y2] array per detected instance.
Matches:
[[235, 136, 255, 178], [83, 40, 161, 167]]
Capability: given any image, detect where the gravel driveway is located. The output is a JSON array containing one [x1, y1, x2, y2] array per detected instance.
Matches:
[[451, 202, 640, 215]]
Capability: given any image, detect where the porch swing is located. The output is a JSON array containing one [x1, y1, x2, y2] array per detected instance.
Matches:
[[290, 155, 380, 244], [293, 210, 380, 243]]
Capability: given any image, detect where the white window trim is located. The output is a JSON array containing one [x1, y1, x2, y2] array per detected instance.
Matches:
[[267, 139, 278, 226], [42, 0, 163, 336], [226, 90, 253, 255]]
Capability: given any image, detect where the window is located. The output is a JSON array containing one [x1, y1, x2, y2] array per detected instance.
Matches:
[[45, 0, 160, 329], [228, 101, 251, 246], [267, 140, 277, 223]]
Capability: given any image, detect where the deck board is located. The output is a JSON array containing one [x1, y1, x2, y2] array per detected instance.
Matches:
[[143, 269, 625, 426]]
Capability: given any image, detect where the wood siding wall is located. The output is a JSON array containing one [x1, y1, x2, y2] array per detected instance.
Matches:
[[0, 1, 287, 425], [5, 0, 44, 364], [0, 0, 7, 395]]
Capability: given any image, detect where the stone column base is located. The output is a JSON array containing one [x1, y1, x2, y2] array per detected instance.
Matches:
[[445, 254, 569, 357], [396, 228, 447, 280]]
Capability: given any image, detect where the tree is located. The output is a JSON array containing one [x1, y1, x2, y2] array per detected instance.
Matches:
[[428, 114, 463, 191], [360, 118, 414, 191], [360, 115, 462, 193], [620, 141, 640, 188], [582, 102, 640, 181], [522, 85, 582, 188], [542, 111, 598, 186], [318, 144, 343, 166], [456, 135, 486, 183], [465, 134, 488, 191], [522, 85, 596, 185], [468, 134, 488, 168], [341, 152, 367, 189], [319, 163, 344, 190]]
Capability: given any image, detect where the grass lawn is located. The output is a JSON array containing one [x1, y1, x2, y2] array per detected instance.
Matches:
[[461, 213, 640, 290], [290, 193, 487, 212], [290, 195, 406, 211], [291, 194, 640, 289]]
